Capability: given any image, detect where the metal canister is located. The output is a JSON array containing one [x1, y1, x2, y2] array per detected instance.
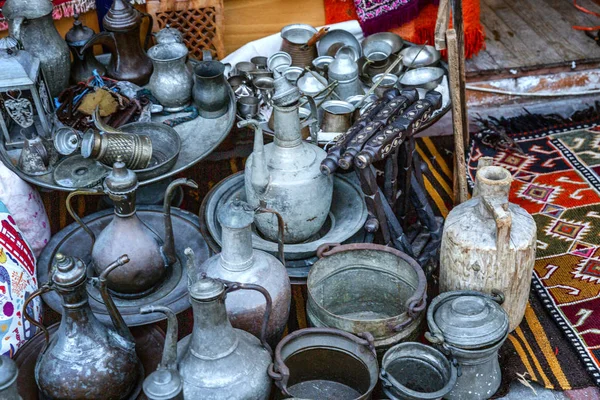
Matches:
[[81, 130, 153, 170], [425, 291, 509, 400]]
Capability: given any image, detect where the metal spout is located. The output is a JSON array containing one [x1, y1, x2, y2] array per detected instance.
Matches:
[[238, 119, 269, 196], [140, 306, 178, 370], [7, 17, 23, 43], [184, 247, 198, 289], [163, 178, 198, 266]]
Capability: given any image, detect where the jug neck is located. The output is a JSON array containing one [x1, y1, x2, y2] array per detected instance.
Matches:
[[475, 166, 511, 200], [273, 102, 302, 148], [57, 283, 98, 334], [189, 296, 238, 360], [220, 226, 254, 271], [110, 191, 137, 217]]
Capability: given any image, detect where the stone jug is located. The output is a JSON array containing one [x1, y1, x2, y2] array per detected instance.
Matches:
[[243, 75, 333, 243], [81, 0, 153, 85], [141, 273, 272, 399], [65, 14, 106, 84], [24, 253, 142, 399], [67, 162, 197, 296], [440, 160, 537, 331], [3, 0, 70, 97], [194, 199, 291, 345], [148, 43, 193, 112]]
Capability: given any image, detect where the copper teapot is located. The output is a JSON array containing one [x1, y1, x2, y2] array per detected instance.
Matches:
[[67, 162, 197, 296], [24, 253, 142, 399]]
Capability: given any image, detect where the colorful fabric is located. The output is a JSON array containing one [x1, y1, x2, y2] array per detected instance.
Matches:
[[0, 202, 41, 358], [466, 125, 600, 386], [0, 0, 96, 31], [353, 0, 430, 35], [325, 0, 485, 59]]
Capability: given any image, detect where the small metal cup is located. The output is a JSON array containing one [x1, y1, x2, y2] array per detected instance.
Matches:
[[372, 73, 399, 98], [267, 51, 292, 73], [253, 76, 275, 104], [283, 66, 304, 84], [320, 100, 355, 133], [237, 96, 260, 119], [81, 130, 153, 170], [235, 61, 256, 77], [364, 41, 393, 68], [251, 56, 269, 70]]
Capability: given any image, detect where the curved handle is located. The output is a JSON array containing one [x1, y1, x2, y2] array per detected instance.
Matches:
[[269, 328, 376, 396], [482, 195, 512, 266], [23, 283, 53, 353], [140, 305, 178, 370], [66, 189, 105, 250], [202, 49, 213, 61], [254, 206, 285, 267], [81, 31, 116, 56], [140, 12, 154, 50], [163, 178, 199, 266], [303, 95, 320, 144], [222, 280, 273, 355], [8, 17, 24, 42]]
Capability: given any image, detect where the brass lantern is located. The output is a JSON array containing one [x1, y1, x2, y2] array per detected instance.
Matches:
[[0, 36, 54, 147]]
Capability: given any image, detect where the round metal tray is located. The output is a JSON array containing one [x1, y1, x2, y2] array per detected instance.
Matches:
[[37, 206, 209, 326], [13, 323, 164, 400], [0, 88, 237, 191]]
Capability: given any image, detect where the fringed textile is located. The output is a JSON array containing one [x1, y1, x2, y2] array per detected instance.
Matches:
[[0, 0, 97, 31]]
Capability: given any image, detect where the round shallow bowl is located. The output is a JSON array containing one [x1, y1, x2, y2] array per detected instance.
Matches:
[[400, 45, 441, 68], [399, 67, 445, 90], [318, 29, 362, 59], [362, 32, 404, 54]]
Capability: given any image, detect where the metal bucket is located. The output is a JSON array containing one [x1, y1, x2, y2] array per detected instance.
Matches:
[[380, 342, 457, 400], [307, 243, 427, 354], [269, 328, 378, 400]]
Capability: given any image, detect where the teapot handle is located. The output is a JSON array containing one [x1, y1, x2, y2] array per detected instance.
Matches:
[[254, 206, 285, 267], [23, 283, 53, 352], [140, 12, 154, 50], [222, 279, 273, 355], [163, 178, 199, 266], [268, 328, 376, 397], [66, 189, 105, 250]]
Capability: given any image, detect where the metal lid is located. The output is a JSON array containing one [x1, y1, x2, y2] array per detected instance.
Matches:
[[189, 277, 225, 301], [217, 199, 254, 230], [154, 24, 184, 45], [272, 72, 301, 107], [2, 0, 53, 20], [143, 369, 183, 400], [432, 292, 508, 349], [103, 0, 141, 32], [103, 161, 138, 195], [0, 36, 19, 58], [52, 253, 87, 288], [0, 355, 18, 391], [66, 14, 95, 46]]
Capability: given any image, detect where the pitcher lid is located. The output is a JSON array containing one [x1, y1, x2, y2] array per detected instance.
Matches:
[[143, 369, 183, 400], [217, 199, 254, 230], [189, 277, 225, 301], [2, 0, 53, 19], [272, 72, 301, 107], [432, 292, 508, 349], [52, 253, 87, 288], [104, 161, 138, 195], [66, 14, 95, 46], [103, 0, 141, 32]]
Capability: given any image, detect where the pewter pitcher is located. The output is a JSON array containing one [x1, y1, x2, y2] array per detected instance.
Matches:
[[148, 43, 193, 112], [3, 0, 70, 96], [24, 253, 142, 399], [193, 51, 230, 118]]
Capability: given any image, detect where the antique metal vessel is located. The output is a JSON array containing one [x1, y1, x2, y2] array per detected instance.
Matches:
[[81, 130, 153, 170], [269, 328, 378, 400], [0, 355, 20, 400], [380, 342, 457, 400], [67, 163, 197, 296], [440, 163, 536, 331], [193, 51, 230, 118], [142, 273, 273, 399], [280, 24, 318, 68], [243, 76, 333, 243], [426, 290, 509, 400], [148, 43, 193, 112], [320, 100, 355, 133], [154, 24, 184, 45], [318, 29, 362, 60], [307, 243, 427, 353], [81, 0, 153, 85], [328, 51, 363, 100], [267, 51, 292, 73], [3, 0, 70, 96], [196, 199, 291, 345], [24, 253, 142, 399], [65, 14, 106, 84]]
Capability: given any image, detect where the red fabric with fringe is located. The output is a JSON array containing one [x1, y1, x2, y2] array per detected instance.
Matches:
[[0, 0, 96, 31], [325, 0, 485, 59]]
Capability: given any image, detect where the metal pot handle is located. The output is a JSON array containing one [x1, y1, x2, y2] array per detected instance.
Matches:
[[23, 283, 53, 352], [425, 290, 505, 346], [221, 279, 273, 355], [140, 12, 154, 50], [316, 243, 427, 331], [268, 327, 376, 397], [66, 189, 105, 250], [254, 206, 285, 267]]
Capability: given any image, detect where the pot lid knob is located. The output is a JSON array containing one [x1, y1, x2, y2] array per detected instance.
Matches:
[[104, 161, 138, 195], [0, 355, 18, 391], [432, 291, 509, 349], [66, 14, 95, 46], [217, 199, 254, 230], [272, 72, 301, 107], [189, 276, 225, 301], [52, 253, 87, 288], [143, 369, 183, 400]]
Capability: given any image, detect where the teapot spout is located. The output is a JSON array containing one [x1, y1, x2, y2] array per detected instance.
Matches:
[[238, 119, 269, 196], [140, 306, 179, 370], [162, 178, 198, 266]]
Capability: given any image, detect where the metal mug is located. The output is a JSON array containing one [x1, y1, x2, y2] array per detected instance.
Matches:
[[53, 126, 82, 156], [81, 130, 153, 170], [268, 51, 292, 73], [237, 96, 260, 119], [320, 100, 355, 133], [372, 73, 399, 98], [193, 50, 230, 119], [251, 56, 269, 70]]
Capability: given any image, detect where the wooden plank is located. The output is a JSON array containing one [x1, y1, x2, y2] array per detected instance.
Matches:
[[548, 0, 600, 53], [466, 49, 501, 72]]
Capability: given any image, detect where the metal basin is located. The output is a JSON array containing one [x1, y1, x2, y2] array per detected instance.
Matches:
[[399, 67, 445, 90], [318, 29, 362, 60], [400, 45, 441, 68], [362, 32, 404, 54], [307, 243, 427, 352]]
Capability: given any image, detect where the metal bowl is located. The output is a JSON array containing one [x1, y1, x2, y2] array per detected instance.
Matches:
[[118, 122, 181, 181], [400, 45, 441, 68], [362, 32, 404, 54], [318, 29, 362, 59], [399, 67, 445, 90]]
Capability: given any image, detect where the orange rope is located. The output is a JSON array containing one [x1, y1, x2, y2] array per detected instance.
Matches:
[[572, 0, 600, 31]]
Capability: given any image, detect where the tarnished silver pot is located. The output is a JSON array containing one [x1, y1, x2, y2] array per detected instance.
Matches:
[[0, 355, 21, 400], [426, 290, 509, 400], [269, 328, 378, 400], [148, 43, 193, 112], [380, 342, 457, 400], [307, 243, 427, 354]]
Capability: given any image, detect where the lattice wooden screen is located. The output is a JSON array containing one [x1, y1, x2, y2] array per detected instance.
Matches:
[[146, 0, 225, 60]]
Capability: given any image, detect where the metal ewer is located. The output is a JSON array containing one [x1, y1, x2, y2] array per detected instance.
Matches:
[[269, 327, 378, 400], [425, 290, 509, 400], [307, 243, 427, 355], [0, 355, 21, 400]]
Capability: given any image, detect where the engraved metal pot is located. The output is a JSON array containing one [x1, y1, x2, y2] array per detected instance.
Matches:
[[148, 43, 193, 112]]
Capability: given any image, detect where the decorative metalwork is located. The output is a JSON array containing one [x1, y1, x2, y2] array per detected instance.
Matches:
[[38, 82, 51, 114], [4, 91, 34, 128]]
